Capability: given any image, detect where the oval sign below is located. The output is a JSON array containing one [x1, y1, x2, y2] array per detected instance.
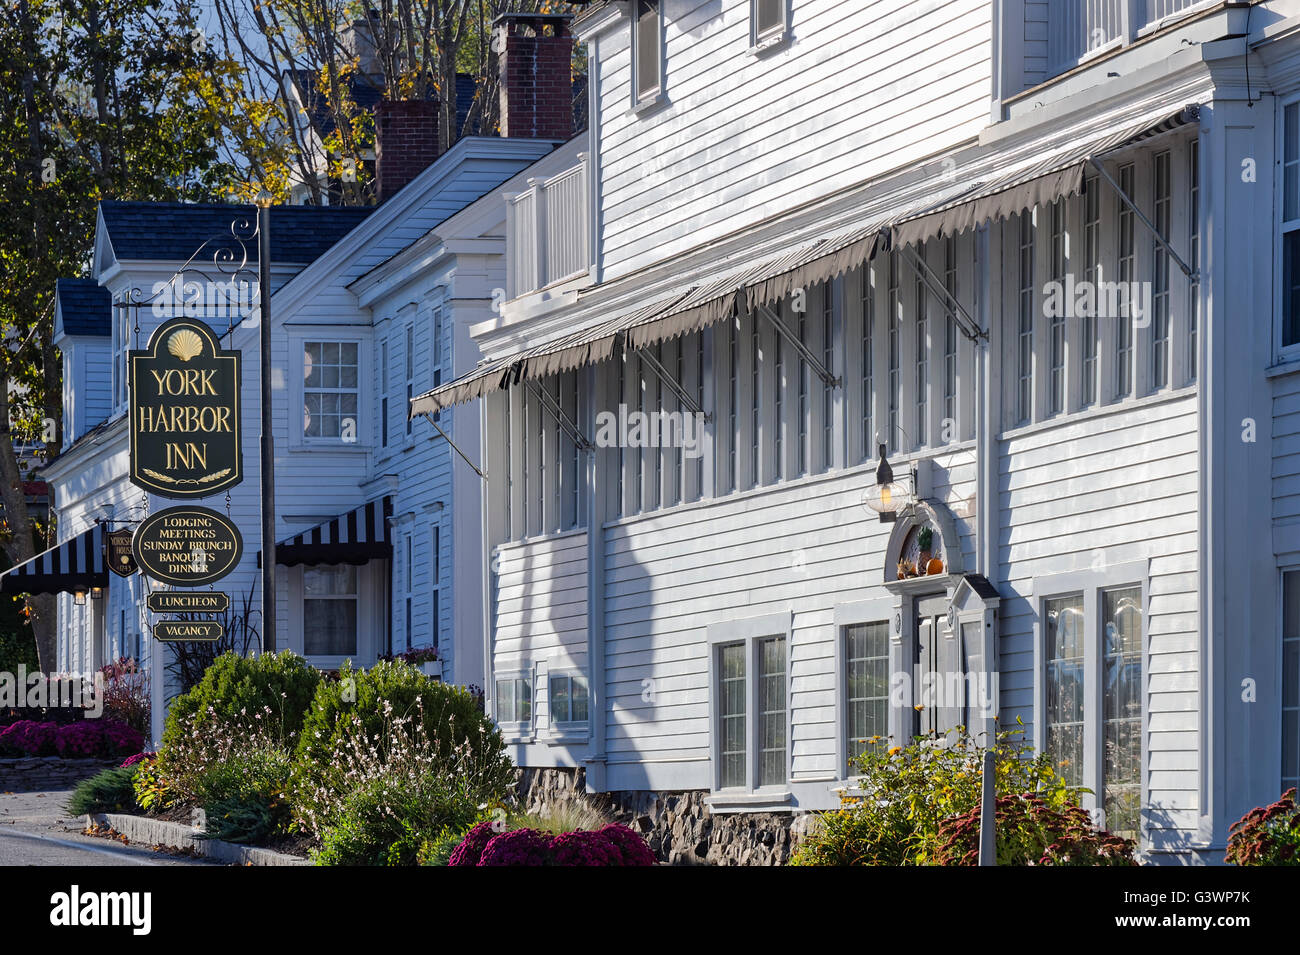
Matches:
[[132, 506, 243, 586]]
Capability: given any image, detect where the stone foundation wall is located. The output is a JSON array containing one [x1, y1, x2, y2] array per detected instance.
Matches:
[[513, 767, 814, 866], [0, 757, 123, 792]]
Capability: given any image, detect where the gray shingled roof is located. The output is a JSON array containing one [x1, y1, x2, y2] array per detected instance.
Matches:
[[99, 201, 375, 265], [54, 278, 111, 337]]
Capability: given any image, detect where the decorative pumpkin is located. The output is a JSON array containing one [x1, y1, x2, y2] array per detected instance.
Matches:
[[926, 557, 945, 576]]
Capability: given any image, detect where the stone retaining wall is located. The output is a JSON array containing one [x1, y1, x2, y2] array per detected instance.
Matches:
[[513, 767, 814, 866], [0, 757, 123, 792]]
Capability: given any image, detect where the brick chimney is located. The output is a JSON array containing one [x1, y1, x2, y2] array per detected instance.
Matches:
[[494, 13, 574, 140], [374, 99, 439, 202]]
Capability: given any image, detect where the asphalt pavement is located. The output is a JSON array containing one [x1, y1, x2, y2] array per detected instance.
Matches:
[[0, 789, 217, 866]]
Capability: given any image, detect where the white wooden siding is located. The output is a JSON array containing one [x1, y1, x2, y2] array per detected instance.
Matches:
[[593, 0, 992, 278], [996, 393, 1200, 835]]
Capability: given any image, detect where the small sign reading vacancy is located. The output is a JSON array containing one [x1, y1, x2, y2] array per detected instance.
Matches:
[[129, 317, 242, 499], [154, 620, 224, 642], [132, 505, 243, 586], [147, 591, 230, 614]]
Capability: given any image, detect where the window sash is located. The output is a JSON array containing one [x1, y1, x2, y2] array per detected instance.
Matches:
[[845, 622, 889, 764], [757, 636, 787, 787], [1102, 586, 1142, 838], [718, 643, 747, 789], [1116, 163, 1136, 398], [1045, 593, 1085, 788], [635, 0, 660, 99], [1283, 570, 1300, 792]]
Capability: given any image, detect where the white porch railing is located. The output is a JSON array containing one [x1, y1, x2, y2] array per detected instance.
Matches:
[[1044, 0, 1207, 79], [505, 153, 590, 299]]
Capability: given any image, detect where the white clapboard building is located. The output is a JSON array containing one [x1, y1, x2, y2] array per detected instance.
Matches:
[[8, 13, 582, 744], [410, 0, 1300, 860]]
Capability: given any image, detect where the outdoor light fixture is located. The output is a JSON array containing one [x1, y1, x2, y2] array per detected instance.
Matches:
[[90, 586, 103, 601], [73, 589, 86, 606], [862, 442, 911, 523]]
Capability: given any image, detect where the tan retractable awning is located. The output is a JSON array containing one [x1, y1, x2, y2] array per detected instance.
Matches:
[[891, 105, 1199, 248], [411, 222, 890, 416]]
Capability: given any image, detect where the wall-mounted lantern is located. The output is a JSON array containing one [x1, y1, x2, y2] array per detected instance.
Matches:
[[862, 443, 912, 523]]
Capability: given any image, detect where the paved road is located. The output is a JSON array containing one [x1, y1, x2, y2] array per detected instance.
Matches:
[[0, 790, 217, 866]]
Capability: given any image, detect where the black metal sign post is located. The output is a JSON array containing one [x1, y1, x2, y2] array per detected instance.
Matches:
[[257, 195, 277, 652]]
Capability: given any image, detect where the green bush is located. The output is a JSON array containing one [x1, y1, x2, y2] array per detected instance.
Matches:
[[160, 650, 320, 752], [313, 774, 479, 866], [67, 767, 138, 815], [294, 659, 512, 805], [933, 793, 1137, 866], [790, 724, 1079, 866], [132, 755, 174, 814], [0, 627, 38, 676], [202, 796, 280, 845], [419, 825, 474, 866], [1226, 789, 1300, 865]]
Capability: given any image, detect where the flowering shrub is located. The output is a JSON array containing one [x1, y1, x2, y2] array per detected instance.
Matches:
[[159, 705, 293, 813], [131, 754, 173, 813], [790, 724, 1080, 866], [932, 793, 1137, 866], [1225, 789, 1300, 865], [0, 719, 58, 756], [0, 718, 141, 758], [446, 821, 499, 866], [447, 821, 656, 867], [120, 751, 155, 769], [551, 829, 624, 866], [98, 658, 150, 733], [598, 823, 659, 866], [478, 827, 553, 866]]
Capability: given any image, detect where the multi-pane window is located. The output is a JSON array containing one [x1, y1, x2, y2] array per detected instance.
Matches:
[[1017, 211, 1035, 424], [798, 306, 810, 474], [430, 523, 441, 648], [888, 252, 901, 453], [615, 357, 625, 514], [507, 374, 586, 540], [304, 341, 360, 440], [634, 0, 660, 102], [670, 343, 683, 506], [303, 565, 358, 656], [845, 622, 889, 764], [1103, 586, 1142, 838], [1045, 593, 1085, 788], [1284, 103, 1300, 350], [750, 325, 761, 486], [757, 636, 787, 787], [1081, 173, 1101, 407], [1049, 199, 1066, 415], [1116, 163, 1135, 397], [381, 337, 391, 447], [496, 674, 532, 723], [405, 325, 415, 436], [753, 0, 784, 40], [774, 319, 785, 474], [113, 304, 130, 409], [1151, 151, 1171, 390], [728, 318, 740, 493], [1188, 142, 1200, 380], [943, 237, 958, 433], [550, 673, 589, 725], [822, 285, 835, 469], [404, 532, 413, 651], [914, 270, 928, 447], [861, 265, 874, 460], [1283, 570, 1300, 793], [430, 301, 444, 420], [718, 643, 746, 789]]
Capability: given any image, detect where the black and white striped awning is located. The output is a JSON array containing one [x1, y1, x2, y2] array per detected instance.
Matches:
[[0, 524, 107, 595], [275, 497, 393, 567]]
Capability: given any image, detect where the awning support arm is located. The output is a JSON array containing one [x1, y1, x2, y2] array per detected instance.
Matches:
[[900, 245, 988, 344], [1089, 157, 1196, 279], [756, 303, 840, 387], [632, 343, 710, 420], [423, 415, 488, 480], [526, 379, 594, 452]]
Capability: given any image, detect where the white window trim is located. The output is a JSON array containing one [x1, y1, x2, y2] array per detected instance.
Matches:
[[748, 0, 790, 53], [1031, 560, 1148, 837], [289, 331, 369, 450], [630, 0, 665, 113], [705, 610, 793, 810], [1277, 95, 1300, 363], [494, 665, 535, 742], [403, 315, 416, 446], [293, 562, 383, 670], [545, 667, 591, 744], [833, 598, 895, 781]]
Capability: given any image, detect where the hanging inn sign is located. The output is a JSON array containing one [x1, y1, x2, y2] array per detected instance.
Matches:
[[129, 317, 243, 498]]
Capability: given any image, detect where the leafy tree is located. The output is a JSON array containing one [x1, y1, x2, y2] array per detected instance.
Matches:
[[0, 0, 231, 668], [201, 0, 584, 205]]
